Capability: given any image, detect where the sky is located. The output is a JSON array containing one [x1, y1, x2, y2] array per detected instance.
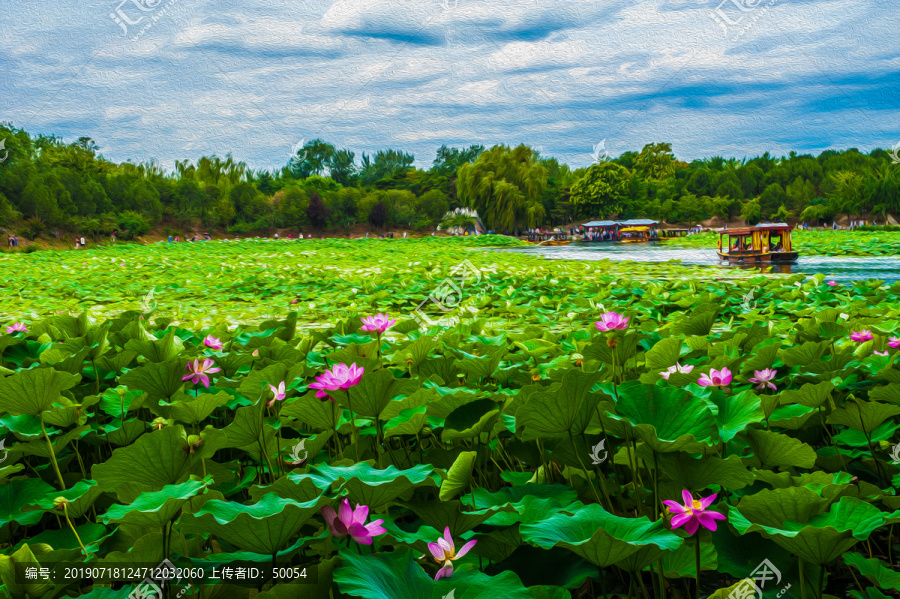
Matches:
[[1, 0, 898, 172]]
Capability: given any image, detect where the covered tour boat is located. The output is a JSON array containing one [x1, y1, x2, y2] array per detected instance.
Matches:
[[618, 226, 654, 243], [582, 220, 620, 242], [716, 223, 798, 263]]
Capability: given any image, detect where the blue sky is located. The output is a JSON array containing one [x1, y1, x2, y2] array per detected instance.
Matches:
[[1, 0, 897, 172]]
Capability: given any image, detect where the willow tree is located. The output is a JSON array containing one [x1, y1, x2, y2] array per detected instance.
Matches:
[[456, 145, 547, 234]]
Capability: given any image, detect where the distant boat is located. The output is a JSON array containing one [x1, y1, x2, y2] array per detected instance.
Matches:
[[659, 228, 689, 240], [716, 223, 798, 263], [618, 226, 654, 243]]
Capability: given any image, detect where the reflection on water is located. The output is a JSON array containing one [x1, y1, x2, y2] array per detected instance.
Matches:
[[493, 242, 900, 283]]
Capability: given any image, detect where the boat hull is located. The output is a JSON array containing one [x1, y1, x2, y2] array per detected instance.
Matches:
[[716, 251, 798, 263]]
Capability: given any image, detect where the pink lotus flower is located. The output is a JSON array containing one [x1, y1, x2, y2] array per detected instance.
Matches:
[[309, 363, 364, 401], [850, 330, 874, 343], [182, 358, 221, 388], [889, 337, 900, 349], [4, 322, 27, 334], [664, 490, 726, 535], [748, 368, 777, 391], [360, 313, 396, 334], [874, 350, 888, 356], [267, 381, 286, 408], [594, 312, 629, 332], [698, 367, 732, 388], [203, 335, 223, 350], [826, 280, 837, 287], [321, 498, 386, 545], [660, 362, 694, 380], [427, 527, 478, 581]]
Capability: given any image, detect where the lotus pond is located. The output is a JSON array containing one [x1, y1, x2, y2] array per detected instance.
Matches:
[[1, 236, 900, 599]]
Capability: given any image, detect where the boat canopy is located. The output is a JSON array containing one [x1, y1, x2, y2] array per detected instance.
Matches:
[[583, 220, 619, 227], [620, 226, 650, 232], [618, 219, 659, 226]]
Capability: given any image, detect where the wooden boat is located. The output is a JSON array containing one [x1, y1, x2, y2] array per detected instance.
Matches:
[[716, 223, 798, 263], [539, 239, 570, 246], [618, 226, 654, 243]]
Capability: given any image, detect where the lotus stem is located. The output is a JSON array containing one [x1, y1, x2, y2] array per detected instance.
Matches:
[[62, 503, 88, 557], [817, 563, 825, 599], [345, 388, 360, 462], [799, 559, 807, 599], [694, 535, 700, 599], [258, 395, 276, 485], [40, 413, 66, 490]]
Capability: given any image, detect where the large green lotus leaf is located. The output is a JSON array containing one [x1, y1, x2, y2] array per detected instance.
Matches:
[[34, 479, 102, 519], [517, 370, 602, 440], [484, 545, 595, 590], [0, 543, 55, 599], [709, 389, 764, 443], [123, 328, 184, 362], [583, 333, 641, 366], [661, 538, 717, 577], [281, 391, 342, 431], [844, 553, 900, 591], [119, 360, 186, 401], [671, 308, 717, 336], [222, 404, 278, 454], [778, 381, 835, 408], [42, 346, 91, 375], [0, 367, 81, 416], [404, 500, 501, 538], [608, 381, 715, 452], [739, 342, 781, 373], [331, 548, 433, 599], [869, 383, 900, 404], [15, 424, 89, 460], [92, 425, 192, 495], [336, 549, 535, 599], [16, 522, 113, 554], [456, 346, 505, 380], [98, 387, 145, 418], [519, 503, 682, 567], [646, 451, 753, 491], [769, 403, 818, 430], [442, 398, 501, 442], [179, 493, 324, 555], [440, 450, 477, 501], [163, 390, 231, 423], [746, 429, 817, 469], [729, 491, 890, 565], [835, 420, 897, 447], [343, 367, 420, 419], [101, 477, 210, 528], [777, 341, 828, 367], [293, 463, 438, 509], [0, 478, 54, 527], [384, 405, 428, 438], [97, 531, 164, 569], [238, 363, 289, 402], [380, 387, 437, 421], [644, 337, 684, 371], [827, 400, 900, 435]]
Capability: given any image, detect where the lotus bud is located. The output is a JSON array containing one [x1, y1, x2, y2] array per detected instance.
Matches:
[[152, 417, 167, 430], [572, 353, 584, 367], [53, 497, 70, 510], [117, 387, 127, 397], [530, 368, 541, 381]]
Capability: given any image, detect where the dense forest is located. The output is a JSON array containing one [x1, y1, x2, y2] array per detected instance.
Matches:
[[0, 123, 898, 239]]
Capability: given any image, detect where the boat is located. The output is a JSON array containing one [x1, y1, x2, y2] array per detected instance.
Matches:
[[716, 223, 798, 263], [538, 239, 570, 246], [618, 226, 654, 243]]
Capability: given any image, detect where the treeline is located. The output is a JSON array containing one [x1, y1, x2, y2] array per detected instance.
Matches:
[[0, 123, 897, 239]]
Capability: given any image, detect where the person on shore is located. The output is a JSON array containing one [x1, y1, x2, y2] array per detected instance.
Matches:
[[13, 235, 18, 247], [80, 236, 86, 248], [274, 233, 279, 239]]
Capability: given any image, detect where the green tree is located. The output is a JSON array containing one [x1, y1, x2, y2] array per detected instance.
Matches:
[[569, 162, 631, 218]]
